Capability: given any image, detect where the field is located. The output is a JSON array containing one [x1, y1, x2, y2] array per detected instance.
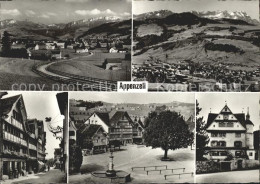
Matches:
[[0, 57, 58, 90], [49, 49, 131, 81], [69, 145, 195, 183]]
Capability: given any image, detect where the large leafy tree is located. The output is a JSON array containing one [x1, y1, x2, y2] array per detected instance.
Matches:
[[1, 31, 11, 57], [143, 110, 193, 159], [196, 100, 209, 161]]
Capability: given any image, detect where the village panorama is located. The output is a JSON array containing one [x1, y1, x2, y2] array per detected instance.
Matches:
[[0, 0, 131, 91], [132, 0, 260, 92]]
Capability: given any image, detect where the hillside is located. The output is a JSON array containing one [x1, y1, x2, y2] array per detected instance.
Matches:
[[133, 11, 260, 67]]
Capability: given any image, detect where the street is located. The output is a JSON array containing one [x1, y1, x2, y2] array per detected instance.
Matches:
[[2, 168, 66, 184], [69, 144, 195, 183], [196, 169, 259, 183]]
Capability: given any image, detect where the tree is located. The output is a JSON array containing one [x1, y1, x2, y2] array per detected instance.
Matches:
[[143, 110, 193, 160], [1, 31, 11, 57], [196, 100, 209, 161], [69, 144, 83, 174]]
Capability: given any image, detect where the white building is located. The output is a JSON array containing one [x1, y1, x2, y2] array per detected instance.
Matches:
[[205, 103, 257, 169]]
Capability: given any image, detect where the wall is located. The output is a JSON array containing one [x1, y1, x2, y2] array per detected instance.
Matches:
[[196, 161, 220, 174]]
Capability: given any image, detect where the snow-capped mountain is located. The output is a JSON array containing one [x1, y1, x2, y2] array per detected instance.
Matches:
[[0, 19, 47, 29], [134, 10, 173, 20], [63, 16, 122, 29], [192, 10, 259, 24]]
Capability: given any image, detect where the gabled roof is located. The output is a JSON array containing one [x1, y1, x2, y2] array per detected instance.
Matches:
[[206, 112, 248, 129], [245, 119, 254, 126], [110, 111, 134, 127], [206, 113, 219, 128], [105, 58, 122, 63], [81, 124, 103, 138], [0, 94, 21, 115], [95, 112, 110, 127]]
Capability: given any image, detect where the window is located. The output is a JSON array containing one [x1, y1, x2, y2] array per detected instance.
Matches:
[[211, 152, 219, 156], [227, 122, 233, 127], [211, 141, 218, 147], [235, 151, 242, 156], [211, 133, 218, 137], [69, 131, 75, 136], [219, 133, 226, 137], [249, 152, 253, 156], [220, 151, 227, 156], [235, 133, 241, 138], [218, 141, 226, 147], [234, 141, 242, 148], [219, 122, 225, 127], [224, 115, 228, 120]]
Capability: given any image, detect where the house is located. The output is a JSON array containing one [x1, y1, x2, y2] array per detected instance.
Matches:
[[132, 117, 144, 144], [69, 121, 77, 143], [56, 42, 65, 49], [85, 112, 110, 133], [50, 50, 61, 60], [76, 48, 88, 53], [85, 111, 135, 145], [45, 42, 56, 50], [204, 103, 258, 170], [109, 111, 135, 145], [0, 94, 46, 181], [11, 43, 26, 50], [54, 148, 62, 169], [118, 48, 127, 53], [78, 124, 108, 155], [34, 43, 46, 50], [122, 44, 131, 51], [102, 58, 122, 70], [109, 47, 118, 53]]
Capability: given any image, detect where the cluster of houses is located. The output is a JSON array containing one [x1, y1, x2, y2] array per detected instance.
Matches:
[[0, 94, 46, 181], [5, 35, 131, 61], [203, 103, 259, 171], [69, 111, 145, 155], [133, 55, 260, 91], [69, 99, 194, 155]]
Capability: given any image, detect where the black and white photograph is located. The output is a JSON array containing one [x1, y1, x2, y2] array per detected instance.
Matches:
[[0, 91, 68, 183], [68, 92, 195, 183], [132, 0, 260, 92], [0, 0, 131, 91], [196, 93, 260, 183]]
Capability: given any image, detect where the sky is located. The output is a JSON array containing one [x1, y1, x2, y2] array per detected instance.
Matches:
[[69, 92, 195, 104], [2, 91, 65, 159], [196, 93, 260, 131], [0, 0, 132, 24], [133, 0, 259, 21]]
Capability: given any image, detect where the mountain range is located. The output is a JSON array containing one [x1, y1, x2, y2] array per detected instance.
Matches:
[[134, 10, 259, 24], [0, 16, 129, 40]]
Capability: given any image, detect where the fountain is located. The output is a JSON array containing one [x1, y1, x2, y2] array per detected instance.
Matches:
[[91, 151, 131, 183]]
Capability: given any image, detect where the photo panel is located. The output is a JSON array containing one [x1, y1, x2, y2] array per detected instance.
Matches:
[[0, 91, 68, 183], [132, 0, 260, 92], [195, 92, 260, 183], [0, 0, 132, 91], [68, 92, 195, 183]]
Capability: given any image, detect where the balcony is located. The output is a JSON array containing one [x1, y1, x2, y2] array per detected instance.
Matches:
[[3, 131, 27, 147], [29, 144, 37, 151], [10, 117, 23, 130]]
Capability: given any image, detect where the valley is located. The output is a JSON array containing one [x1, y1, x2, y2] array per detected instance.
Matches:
[[133, 10, 260, 91]]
